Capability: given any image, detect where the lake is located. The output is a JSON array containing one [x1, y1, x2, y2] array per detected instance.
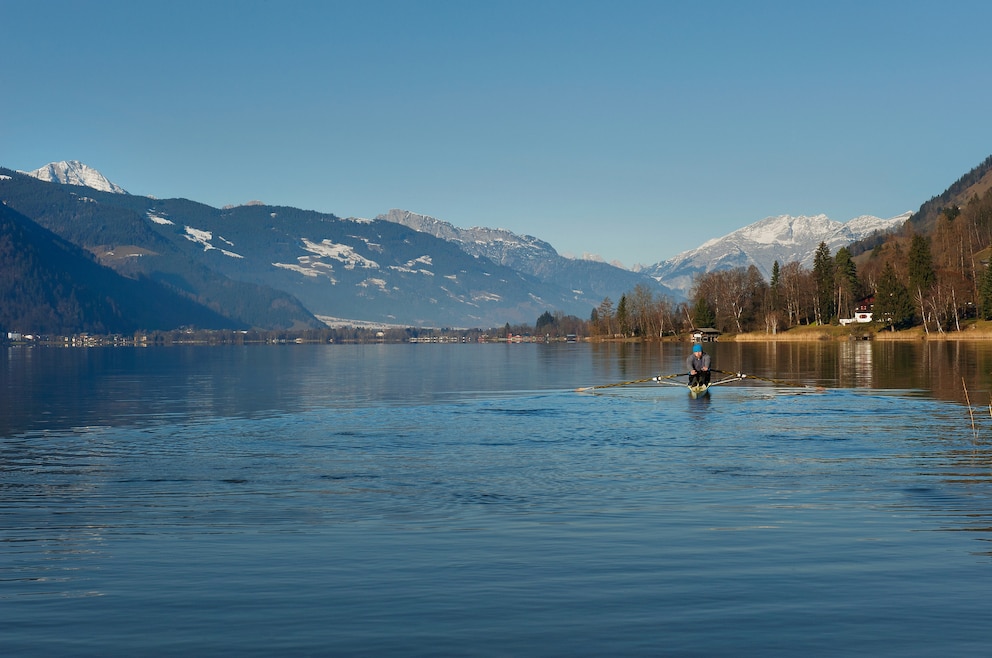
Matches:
[[4, 341, 992, 656]]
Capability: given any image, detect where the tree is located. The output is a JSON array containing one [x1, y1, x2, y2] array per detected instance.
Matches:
[[628, 283, 656, 337], [615, 294, 630, 337], [535, 310, 555, 334], [700, 266, 767, 333], [833, 247, 861, 321], [874, 262, 914, 330], [908, 234, 937, 292], [769, 260, 781, 312], [652, 295, 675, 337], [812, 242, 835, 324], [779, 260, 814, 326], [743, 265, 769, 332], [595, 297, 614, 336], [908, 234, 937, 333], [691, 295, 715, 329], [980, 265, 992, 320]]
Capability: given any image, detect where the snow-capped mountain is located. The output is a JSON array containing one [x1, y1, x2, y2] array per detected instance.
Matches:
[[20, 160, 127, 194], [377, 209, 561, 268], [0, 168, 625, 328], [5, 160, 915, 325], [645, 212, 911, 296], [378, 209, 678, 302]]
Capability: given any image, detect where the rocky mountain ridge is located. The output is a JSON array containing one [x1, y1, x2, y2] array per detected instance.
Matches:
[[644, 212, 911, 296], [20, 160, 127, 194], [3, 160, 913, 330]]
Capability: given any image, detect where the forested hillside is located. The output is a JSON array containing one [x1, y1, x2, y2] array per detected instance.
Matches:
[[587, 155, 992, 338], [0, 169, 326, 331], [6, 153, 992, 340], [0, 203, 242, 335]]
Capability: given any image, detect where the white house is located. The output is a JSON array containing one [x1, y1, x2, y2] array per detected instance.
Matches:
[[839, 297, 874, 326]]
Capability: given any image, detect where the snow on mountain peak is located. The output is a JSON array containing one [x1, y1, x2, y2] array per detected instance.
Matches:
[[20, 160, 127, 194], [646, 212, 910, 298], [735, 214, 838, 245], [377, 208, 560, 266]]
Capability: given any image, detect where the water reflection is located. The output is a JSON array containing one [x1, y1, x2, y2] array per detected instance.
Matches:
[[7, 341, 992, 654], [839, 340, 873, 388], [687, 392, 712, 410], [870, 341, 992, 404], [9, 341, 992, 438], [677, 340, 992, 406]]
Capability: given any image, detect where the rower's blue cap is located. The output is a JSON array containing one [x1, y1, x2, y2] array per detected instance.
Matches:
[[693, 344, 702, 352]]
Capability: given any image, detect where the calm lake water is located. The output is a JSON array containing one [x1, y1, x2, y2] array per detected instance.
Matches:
[[4, 341, 992, 656]]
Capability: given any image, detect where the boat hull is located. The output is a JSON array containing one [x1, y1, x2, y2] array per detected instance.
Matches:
[[688, 383, 710, 398]]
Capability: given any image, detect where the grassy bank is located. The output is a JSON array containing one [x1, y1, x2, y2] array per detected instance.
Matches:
[[730, 320, 992, 342], [589, 320, 992, 343]]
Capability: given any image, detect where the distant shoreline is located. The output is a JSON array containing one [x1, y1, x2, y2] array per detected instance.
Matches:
[[597, 322, 992, 343], [728, 323, 992, 342]]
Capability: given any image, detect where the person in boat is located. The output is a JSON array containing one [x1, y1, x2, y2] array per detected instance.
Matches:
[[686, 344, 711, 387]]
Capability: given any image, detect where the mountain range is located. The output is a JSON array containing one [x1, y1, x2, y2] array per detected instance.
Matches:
[[377, 209, 679, 307], [643, 212, 911, 296], [1, 164, 674, 330], [0, 160, 910, 333]]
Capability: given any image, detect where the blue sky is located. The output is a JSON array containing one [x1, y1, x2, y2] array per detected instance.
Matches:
[[4, 1, 991, 267]]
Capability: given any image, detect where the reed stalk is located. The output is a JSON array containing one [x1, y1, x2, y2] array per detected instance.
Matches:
[[963, 378, 978, 444]]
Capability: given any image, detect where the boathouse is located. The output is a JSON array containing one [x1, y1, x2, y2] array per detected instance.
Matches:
[[691, 328, 721, 343]]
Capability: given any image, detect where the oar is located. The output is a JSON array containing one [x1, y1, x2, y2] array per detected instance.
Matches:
[[576, 372, 689, 392], [710, 369, 813, 388], [707, 373, 746, 387], [653, 371, 690, 382]]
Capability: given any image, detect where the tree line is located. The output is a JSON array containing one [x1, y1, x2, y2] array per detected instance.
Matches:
[[587, 184, 992, 337]]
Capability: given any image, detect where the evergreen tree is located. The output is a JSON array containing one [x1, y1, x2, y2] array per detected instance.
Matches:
[[765, 259, 782, 325], [833, 247, 860, 319], [907, 234, 937, 293], [535, 310, 555, 334], [692, 296, 716, 328], [874, 262, 914, 330], [812, 242, 835, 323], [979, 265, 992, 320], [615, 294, 630, 337], [907, 234, 937, 331]]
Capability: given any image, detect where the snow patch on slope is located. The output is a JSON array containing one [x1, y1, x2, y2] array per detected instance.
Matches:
[[183, 226, 243, 258]]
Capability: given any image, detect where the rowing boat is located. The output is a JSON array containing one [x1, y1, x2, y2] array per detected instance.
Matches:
[[688, 382, 710, 398], [577, 369, 812, 395], [668, 372, 742, 396]]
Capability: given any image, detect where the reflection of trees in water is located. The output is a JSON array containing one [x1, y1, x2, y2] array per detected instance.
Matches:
[[530, 340, 992, 410], [586, 340, 992, 553], [873, 341, 992, 407], [635, 340, 992, 408]]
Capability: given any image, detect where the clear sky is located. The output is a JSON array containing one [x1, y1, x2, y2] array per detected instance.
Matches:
[[3, 1, 991, 268]]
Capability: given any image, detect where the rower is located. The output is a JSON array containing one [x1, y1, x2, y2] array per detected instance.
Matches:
[[686, 344, 711, 387]]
